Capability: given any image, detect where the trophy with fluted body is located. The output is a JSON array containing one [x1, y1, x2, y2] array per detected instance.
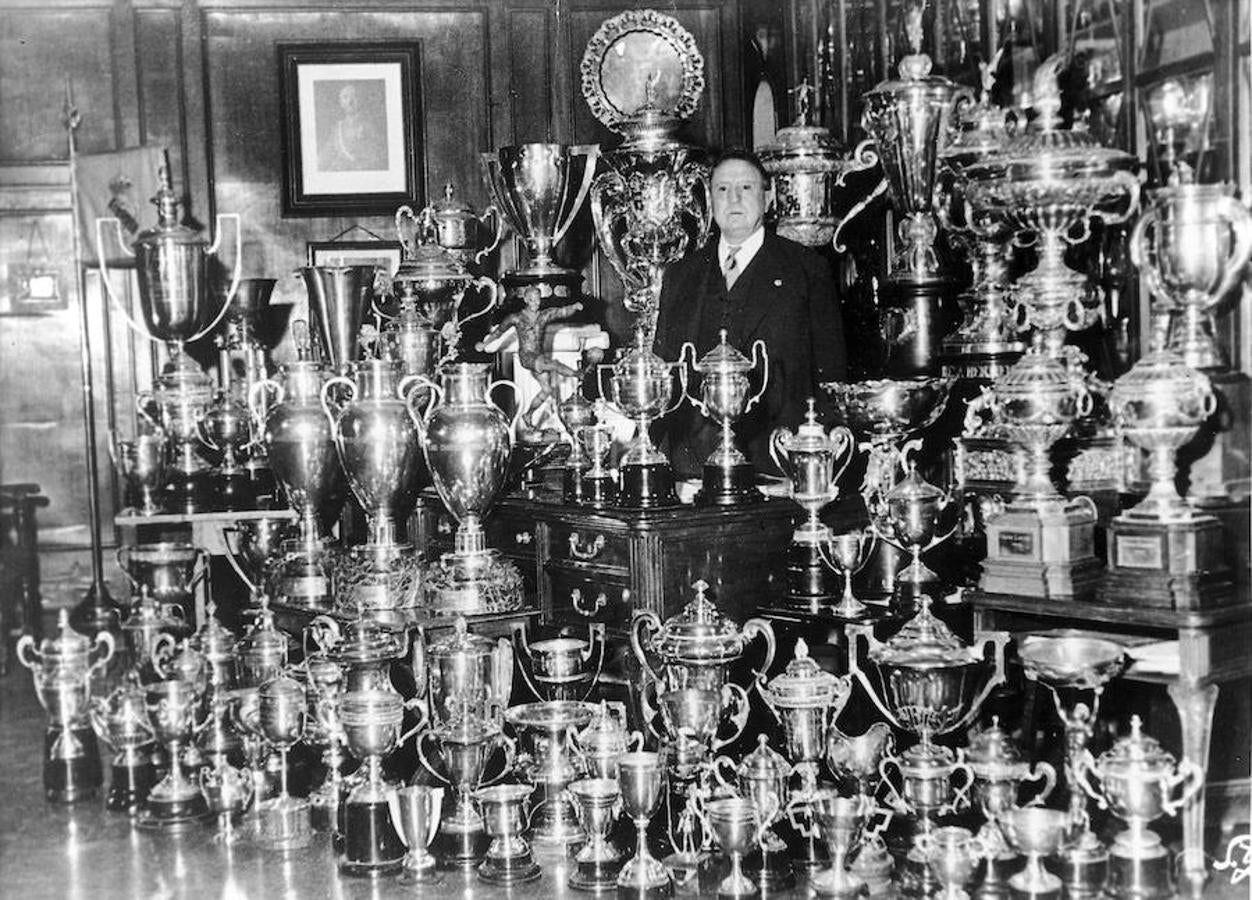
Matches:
[[970, 350, 1103, 599], [251, 323, 346, 608], [847, 598, 1008, 897], [322, 355, 426, 609], [582, 9, 712, 346], [680, 329, 769, 504], [859, 3, 971, 286], [597, 339, 687, 508], [407, 362, 524, 613]]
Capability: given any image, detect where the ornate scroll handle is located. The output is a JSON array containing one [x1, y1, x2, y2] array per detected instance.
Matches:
[[400, 374, 440, 443], [828, 424, 857, 494], [768, 427, 793, 481], [568, 532, 607, 561], [487, 378, 523, 441], [744, 340, 770, 415], [576, 623, 608, 702], [832, 177, 888, 253], [629, 610, 666, 684], [949, 632, 1010, 736], [640, 679, 663, 744], [414, 727, 452, 786], [742, 617, 777, 687], [94, 218, 146, 340], [456, 276, 499, 330], [1205, 196, 1252, 308], [134, 391, 161, 431], [1091, 170, 1142, 231], [1163, 758, 1206, 817], [1023, 760, 1058, 806], [570, 587, 606, 618], [835, 139, 880, 187], [877, 756, 910, 816], [665, 361, 690, 418], [303, 614, 341, 657], [475, 206, 505, 265], [221, 525, 258, 595], [149, 632, 178, 679], [677, 341, 706, 417], [319, 375, 356, 431], [845, 623, 903, 732], [943, 756, 976, 814], [479, 732, 518, 789], [710, 754, 738, 793], [716, 683, 751, 750]]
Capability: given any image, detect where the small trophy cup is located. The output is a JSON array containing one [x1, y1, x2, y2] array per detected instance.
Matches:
[[568, 777, 624, 890], [389, 784, 444, 884]]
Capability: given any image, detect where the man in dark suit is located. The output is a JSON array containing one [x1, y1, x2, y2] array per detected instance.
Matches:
[[653, 148, 847, 478]]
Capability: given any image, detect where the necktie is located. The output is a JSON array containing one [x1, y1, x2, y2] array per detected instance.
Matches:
[[723, 246, 741, 290]]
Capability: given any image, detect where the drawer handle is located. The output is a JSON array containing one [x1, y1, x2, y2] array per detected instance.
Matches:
[[568, 532, 606, 561], [515, 531, 533, 546], [571, 588, 607, 617]]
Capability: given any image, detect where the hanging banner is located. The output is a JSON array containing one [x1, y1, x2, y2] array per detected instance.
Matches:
[[74, 145, 166, 265]]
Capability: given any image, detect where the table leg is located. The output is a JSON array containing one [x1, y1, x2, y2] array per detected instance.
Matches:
[[1166, 680, 1219, 900]]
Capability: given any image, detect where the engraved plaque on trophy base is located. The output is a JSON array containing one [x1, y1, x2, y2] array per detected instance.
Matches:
[[979, 505, 1102, 600], [501, 269, 583, 309], [1097, 515, 1234, 609], [940, 351, 1021, 381], [617, 462, 679, 509]]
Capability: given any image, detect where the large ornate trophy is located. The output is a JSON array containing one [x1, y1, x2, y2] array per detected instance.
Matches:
[[680, 329, 769, 504], [409, 363, 524, 613], [860, 2, 969, 287], [582, 9, 712, 345], [848, 598, 1008, 897]]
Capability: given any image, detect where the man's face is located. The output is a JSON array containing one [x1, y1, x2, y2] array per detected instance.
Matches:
[[711, 159, 767, 245]]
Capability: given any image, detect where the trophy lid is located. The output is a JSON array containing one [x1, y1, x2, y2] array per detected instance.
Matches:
[[869, 596, 978, 667], [134, 165, 207, 250], [864, 5, 961, 99], [238, 596, 294, 661], [429, 182, 477, 226], [738, 733, 791, 780], [695, 329, 754, 374], [189, 602, 236, 661], [393, 238, 471, 288], [156, 636, 209, 687], [614, 340, 672, 379], [650, 580, 748, 663], [966, 715, 1022, 766], [993, 349, 1077, 401], [1096, 715, 1175, 776], [765, 637, 844, 707], [124, 587, 185, 635], [36, 609, 96, 665], [760, 81, 844, 168], [578, 700, 631, 752], [260, 672, 305, 704], [1110, 349, 1212, 414], [427, 616, 496, 660]]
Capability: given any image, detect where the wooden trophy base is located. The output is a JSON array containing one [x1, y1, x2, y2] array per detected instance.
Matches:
[[1097, 513, 1234, 609], [980, 503, 1101, 600]]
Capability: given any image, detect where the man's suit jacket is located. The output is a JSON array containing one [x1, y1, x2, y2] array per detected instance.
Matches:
[[653, 230, 847, 477]]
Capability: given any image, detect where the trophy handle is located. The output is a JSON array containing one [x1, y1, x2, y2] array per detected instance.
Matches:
[[828, 425, 857, 494], [115, 545, 138, 588], [1209, 195, 1252, 308], [1023, 760, 1058, 806], [710, 754, 738, 793], [715, 683, 750, 750], [962, 386, 996, 437], [769, 428, 794, 481], [426, 786, 445, 845], [304, 614, 341, 656], [395, 205, 419, 257], [835, 139, 880, 187], [512, 624, 545, 703], [944, 758, 975, 814], [192, 212, 243, 344], [248, 378, 283, 429], [150, 632, 177, 679], [948, 632, 1009, 735], [553, 144, 600, 249], [491, 636, 514, 716], [89, 630, 116, 679], [387, 790, 410, 849], [678, 342, 707, 417], [94, 218, 154, 344], [594, 363, 612, 405], [479, 732, 517, 788], [832, 177, 888, 253], [759, 684, 782, 726], [846, 624, 902, 731], [1163, 759, 1206, 817], [487, 378, 523, 441], [743, 340, 769, 415], [578, 623, 607, 703], [628, 611, 666, 685], [319, 375, 356, 431], [741, 617, 776, 686], [414, 728, 451, 786], [877, 756, 909, 815], [665, 362, 689, 417], [457, 276, 499, 330], [1091, 171, 1141, 229], [134, 391, 161, 432], [474, 206, 505, 265], [220, 526, 257, 595], [641, 679, 664, 744], [784, 793, 819, 838]]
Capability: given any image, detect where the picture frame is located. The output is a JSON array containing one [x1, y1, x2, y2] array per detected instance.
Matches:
[[306, 240, 403, 277], [278, 42, 424, 217]]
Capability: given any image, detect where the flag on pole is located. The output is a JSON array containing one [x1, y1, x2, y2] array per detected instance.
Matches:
[[73, 145, 167, 265]]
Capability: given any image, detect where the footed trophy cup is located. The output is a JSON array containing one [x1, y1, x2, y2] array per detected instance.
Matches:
[[389, 784, 444, 884], [568, 776, 625, 891]]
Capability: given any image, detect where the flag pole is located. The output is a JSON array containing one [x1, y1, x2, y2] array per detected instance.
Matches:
[[65, 78, 121, 636]]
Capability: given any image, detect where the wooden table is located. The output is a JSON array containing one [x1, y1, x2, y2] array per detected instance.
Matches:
[[969, 590, 1252, 900]]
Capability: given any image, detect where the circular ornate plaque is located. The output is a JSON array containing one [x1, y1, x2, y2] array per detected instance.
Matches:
[[580, 9, 705, 133]]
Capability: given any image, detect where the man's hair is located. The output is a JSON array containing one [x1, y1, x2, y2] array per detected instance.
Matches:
[[711, 147, 769, 185]]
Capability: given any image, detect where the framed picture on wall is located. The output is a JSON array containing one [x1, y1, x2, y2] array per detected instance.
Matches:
[[306, 240, 403, 277], [278, 42, 424, 217]]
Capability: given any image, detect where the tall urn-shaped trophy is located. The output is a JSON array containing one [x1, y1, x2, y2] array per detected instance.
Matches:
[[409, 363, 524, 613], [582, 9, 712, 346], [322, 356, 426, 609]]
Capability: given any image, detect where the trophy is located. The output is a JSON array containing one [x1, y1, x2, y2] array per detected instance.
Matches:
[[422, 181, 503, 270], [322, 356, 426, 609], [221, 515, 294, 599], [826, 723, 897, 893], [111, 430, 167, 516], [90, 669, 155, 813], [506, 700, 597, 843], [140, 677, 211, 828], [582, 9, 711, 344], [235, 596, 294, 688], [134, 362, 217, 513], [513, 623, 605, 702], [759, 80, 883, 249], [480, 142, 598, 303], [577, 700, 644, 780], [251, 324, 346, 608], [597, 340, 687, 508], [713, 735, 794, 891], [1019, 633, 1126, 900], [1102, 349, 1230, 606], [199, 385, 257, 510], [859, 2, 970, 286], [771, 398, 858, 605], [867, 462, 962, 603], [251, 675, 311, 850], [198, 758, 254, 844], [1080, 716, 1204, 900], [809, 789, 869, 899], [848, 598, 1007, 896], [916, 825, 989, 900], [116, 541, 204, 623], [474, 783, 541, 884], [117, 588, 186, 679], [389, 784, 444, 884], [576, 413, 617, 507], [1000, 806, 1071, 896], [962, 55, 1139, 360], [568, 777, 625, 890], [301, 265, 373, 374], [826, 529, 879, 618], [680, 329, 769, 504], [408, 363, 525, 613], [705, 797, 762, 899], [17, 610, 115, 803], [616, 750, 673, 893]]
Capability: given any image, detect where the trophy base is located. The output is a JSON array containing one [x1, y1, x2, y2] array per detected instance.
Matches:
[[743, 845, 795, 892], [137, 791, 211, 830], [164, 469, 213, 516], [1178, 371, 1251, 504], [571, 855, 623, 892], [423, 550, 525, 615], [850, 841, 895, 897], [564, 465, 588, 504], [107, 759, 157, 813], [502, 267, 583, 301], [810, 867, 867, 898], [1098, 514, 1234, 609], [696, 462, 761, 506], [434, 824, 488, 868], [530, 796, 585, 844], [333, 542, 423, 610], [399, 857, 443, 884], [212, 467, 256, 512], [878, 279, 961, 378], [981, 503, 1101, 600], [339, 797, 405, 874], [1053, 840, 1108, 900], [660, 850, 711, 890], [578, 473, 618, 507], [478, 852, 542, 885], [618, 462, 679, 509], [277, 567, 333, 608], [255, 796, 314, 851], [973, 853, 1018, 899], [44, 727, 102, 803], [1105, 847, 1172, 900]]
